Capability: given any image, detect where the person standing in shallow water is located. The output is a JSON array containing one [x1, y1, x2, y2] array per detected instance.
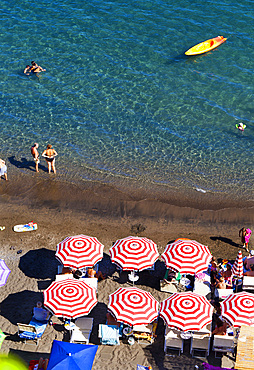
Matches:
[[42, 144, 58, 174], [31, 143, 40, 172], [0, 159, 8, 180]]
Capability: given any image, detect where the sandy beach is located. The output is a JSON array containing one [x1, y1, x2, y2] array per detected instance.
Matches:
[[0, 171, 253, 369]]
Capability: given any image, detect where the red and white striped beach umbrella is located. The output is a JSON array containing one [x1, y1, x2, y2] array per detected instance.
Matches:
[[56, 235, 104, 269], [231, 251, 244, 278], [159, 292, 213, 332], [109, 236, 159, 271], [43, 279, 97, 319], [108, 287, 159, 326], [161, 239, 212, 274], [221, 292, 254, 327]]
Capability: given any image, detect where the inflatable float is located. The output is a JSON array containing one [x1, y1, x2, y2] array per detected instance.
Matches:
[[13, 222, 37, 233], [236, 123, 246, 131], [185, 36, 227, 56]]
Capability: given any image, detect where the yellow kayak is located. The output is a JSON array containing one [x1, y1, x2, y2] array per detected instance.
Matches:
[[185, 36, 227, 56]]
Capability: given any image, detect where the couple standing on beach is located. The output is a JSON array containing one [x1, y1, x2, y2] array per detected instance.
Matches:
[[31, 143, 58, 174]]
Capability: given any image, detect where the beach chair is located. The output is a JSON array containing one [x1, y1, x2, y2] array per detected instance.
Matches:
[[164, 327, 183, 355], [190, 325, 211, 357], [242, 276, 254, 291], [98, 324, 120, 345], [212, 334, 235, 358], [70, 317, 94, 344], [131, 322, 157, 345], [214, 288, 234, 300], [17, 318, 48, 345], [55, 273, 73, 281], [81, 277, 98, 291], [160, 280, 178, 294]]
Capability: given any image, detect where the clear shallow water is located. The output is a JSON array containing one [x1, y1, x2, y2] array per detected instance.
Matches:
[[0, 0, 253, 201]]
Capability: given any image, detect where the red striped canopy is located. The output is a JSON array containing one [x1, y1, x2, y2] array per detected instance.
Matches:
[[108, 287, 159, 326], [231, 251, 244, 278], [160, 292, 213, 332], [55, 235, 104, 269], [43, 279, 97, 319], [109, 236, 159, 271], [221, 292, 254, 327], [161, 239, 212, 274]]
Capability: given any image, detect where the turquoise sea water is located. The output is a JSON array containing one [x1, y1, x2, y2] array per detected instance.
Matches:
[[0, 0, 253, 202]]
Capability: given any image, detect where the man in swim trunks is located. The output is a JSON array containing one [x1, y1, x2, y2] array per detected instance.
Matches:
[[42, 144, 58, 174], [31, 143, 40, 172], [30, 61, 46, 73]]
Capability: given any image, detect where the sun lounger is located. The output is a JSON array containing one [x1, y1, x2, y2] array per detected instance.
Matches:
[[98, 324, 120, 345], [160, 280, 178, 293], [131, 323, 157, 345], [81, 277, 98, 291], [190, 325, 211, 357], [164, 327, 183, 355], [242, 276, 254, 291], [18, 318, 48, 345], [55, 273, 74, 281], [70, 317, 94, 344], [214, 288, 234, 300], [212, 334, 235, 358]]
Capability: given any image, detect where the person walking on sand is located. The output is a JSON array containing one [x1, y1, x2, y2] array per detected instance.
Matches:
[[31, 143, 40, 172], [239, 227, 252, 252], [42, 144, 58, 174], [0, 159, 8, 180]]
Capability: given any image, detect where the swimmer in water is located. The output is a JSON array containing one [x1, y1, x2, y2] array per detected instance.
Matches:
[[30, 61, 46, 74], [236, 122, 246, 132]]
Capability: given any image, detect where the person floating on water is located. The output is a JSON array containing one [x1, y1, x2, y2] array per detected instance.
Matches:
[[236, 122, 246, 132], [24, 61, 46, 75]]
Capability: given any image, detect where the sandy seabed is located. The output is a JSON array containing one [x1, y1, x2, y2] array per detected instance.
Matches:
[[0, 170, 253, 369]]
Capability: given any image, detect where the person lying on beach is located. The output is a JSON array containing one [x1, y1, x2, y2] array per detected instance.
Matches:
[[212, 317, 228, 335], [216, 277, 227, 289], [244, 250, 254, 270], [30, 61, 46, 73], [33, 301, 49, 321], [42, 144, 58, 174], [244, 264, 254, 277], [87, 267, 106, 280], [221, 264, 233, 288], [37, 357, 49, 370], [163, 269, 177, 284]]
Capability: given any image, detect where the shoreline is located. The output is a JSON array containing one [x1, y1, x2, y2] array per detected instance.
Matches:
[[1, 168, 254, 223]]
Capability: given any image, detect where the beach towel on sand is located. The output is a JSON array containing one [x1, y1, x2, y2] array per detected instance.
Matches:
[[100, 324, 120, 345], [202, 363, 233, 370]]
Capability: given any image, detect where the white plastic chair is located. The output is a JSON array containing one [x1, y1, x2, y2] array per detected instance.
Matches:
[[128, 271, 139, 285], [164, 327, 183, 355], [70, 317, 94, 344]]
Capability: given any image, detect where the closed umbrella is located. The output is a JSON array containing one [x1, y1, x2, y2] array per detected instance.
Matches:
[[160, 292, 213, 332], [0, 260, 11, 287], [44, 279, 97, 319], [109, 236, 159, 271], [161, 239, 212, 274], [221, 292, 254, 327], [108, 287, 159, 326], [231, 251, 243, 292], [56, 235, 104, 269]]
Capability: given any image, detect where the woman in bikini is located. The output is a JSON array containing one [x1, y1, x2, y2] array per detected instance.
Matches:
[[42, 144, 58, 174]]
